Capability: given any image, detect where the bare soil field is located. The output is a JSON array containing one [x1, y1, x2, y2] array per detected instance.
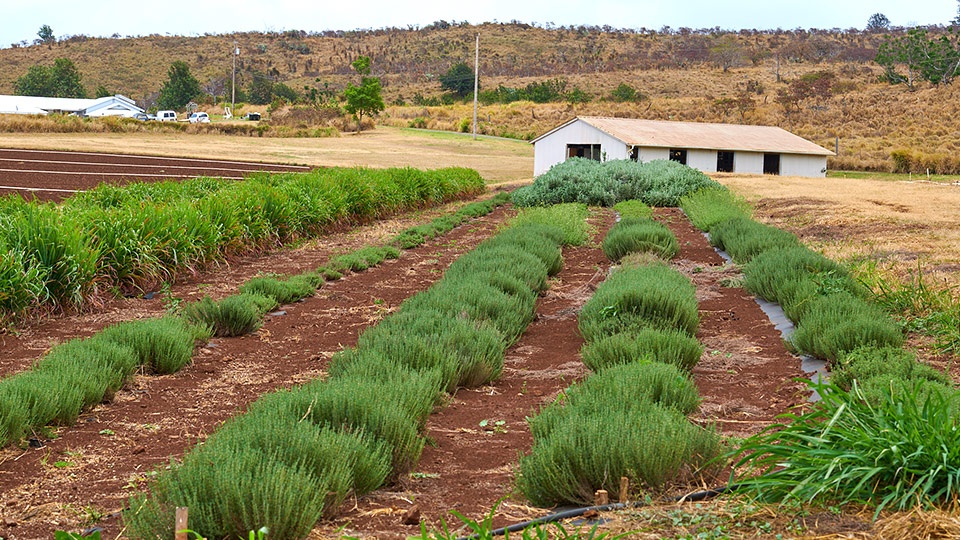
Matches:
[[0, 127, 535, 186]]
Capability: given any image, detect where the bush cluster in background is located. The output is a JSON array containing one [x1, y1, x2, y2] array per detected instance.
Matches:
[[512, 158, 721, 208], [124, 207, 585, 539], [0, 166, 485, 324], [519, 220, 717, 507]]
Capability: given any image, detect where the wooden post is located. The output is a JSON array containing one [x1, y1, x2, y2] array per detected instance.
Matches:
[[594, 489, 608, 506], [175, 506, 189, 540], [619, 476, 630, 503]]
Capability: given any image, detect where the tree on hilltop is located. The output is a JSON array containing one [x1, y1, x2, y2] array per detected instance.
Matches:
[[157, 61, 202, 110], [343, 56, 385, 132], [37, 25, 55, 46], [867, 13, 890, 32]]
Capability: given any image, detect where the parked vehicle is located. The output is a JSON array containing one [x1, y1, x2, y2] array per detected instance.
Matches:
[[156, 110, 177, 122], [244, 112, 261, 121], [133, 112, 156, 121], [188, 112, 210, 123]]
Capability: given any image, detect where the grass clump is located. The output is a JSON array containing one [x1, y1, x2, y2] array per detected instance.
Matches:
[[612, 199, 653, 219], [708, 216, 800, 263], [510, 203, 591, 246], [789, 292, 903, 361], [581, 329, 704, 373], [679, 187, 751, 232], [97, 316, 209, 374], [602, 217, 679, 261], [239, 274, 318, 304], [579, 263, 700, 342], [731, 380, 960, 517], [181, 293, 275, 338]]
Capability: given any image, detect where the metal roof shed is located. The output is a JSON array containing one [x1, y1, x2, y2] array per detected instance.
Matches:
[[532, 116, 834, 178]]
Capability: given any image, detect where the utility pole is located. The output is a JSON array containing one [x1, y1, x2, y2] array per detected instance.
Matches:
[[473, 33, 479, 141], [232, 41, 239, 115]]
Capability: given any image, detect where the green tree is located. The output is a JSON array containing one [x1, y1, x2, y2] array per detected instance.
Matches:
[[609, 83, 644, 102], [157, 61, 202, 110], [37, 24, 55, 45], [13, 58, 86, 98], [439, 62, 476, 97], [867, 13, 891, 32], [247, 71, 274, 105], [272, 82, 299, 103], [95, 85, 112, 98], [876, 28, 960, 87], [710, 35, 744, 72], [343, 56, 384, 132]]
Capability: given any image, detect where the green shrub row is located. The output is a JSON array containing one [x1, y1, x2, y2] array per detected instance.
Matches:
[[680, 189, 903, 361], [602, 216, 679, 261], [0, 195, 510, 451], [0, 317, 209, 447], [679, 190, 960, 514], [0, 166, 486, 322], [520, 235, 716, 506], [512, 158, 722, 208], [124, 213, 576, 539]]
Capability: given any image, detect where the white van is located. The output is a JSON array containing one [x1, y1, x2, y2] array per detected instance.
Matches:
[[156, 110, 177, 122]]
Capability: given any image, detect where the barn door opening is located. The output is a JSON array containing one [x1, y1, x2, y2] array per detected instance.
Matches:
[[567, 144, 602, 161], [717, 151, 734, 172], [669, 149, 688, 165], [763, 153, 781, 175]]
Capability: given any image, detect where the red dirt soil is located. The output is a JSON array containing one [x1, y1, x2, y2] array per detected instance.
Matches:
[[0, 200, 810, 540]]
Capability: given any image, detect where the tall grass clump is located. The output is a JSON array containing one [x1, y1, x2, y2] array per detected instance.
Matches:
[[679, 187, 751, 232], [181, 293, 276, 338], [579, 263, 699, 341], [0, 242, 44, 321], [602, 217, 679, 261], [97, 316, 210, 374], [731, 379, 960, 517], [512, 158, 721, 207]]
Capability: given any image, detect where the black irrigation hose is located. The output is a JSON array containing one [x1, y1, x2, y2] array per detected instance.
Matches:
[[457, 485, 733, 540]]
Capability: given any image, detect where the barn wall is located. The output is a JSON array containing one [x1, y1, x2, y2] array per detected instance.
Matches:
[[782, 154, 827, 177], [686, 150, 717, 172], [533, 121, 627, 176], [636, 147, 669, 162], [734, 152, 764, 174]]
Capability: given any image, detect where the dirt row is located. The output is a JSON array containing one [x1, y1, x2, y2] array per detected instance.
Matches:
[[0, 203, 811, 540], [0, 148, 310, 202]]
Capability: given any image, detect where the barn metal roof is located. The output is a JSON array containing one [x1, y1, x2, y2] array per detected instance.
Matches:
[[533, 116, 834, 156]]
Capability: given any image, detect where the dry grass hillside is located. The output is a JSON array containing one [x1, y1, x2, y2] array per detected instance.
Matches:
[[1, 22, 958, 173]]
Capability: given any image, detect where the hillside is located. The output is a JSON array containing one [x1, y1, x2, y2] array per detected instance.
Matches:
[[1, 22, 958, 173]]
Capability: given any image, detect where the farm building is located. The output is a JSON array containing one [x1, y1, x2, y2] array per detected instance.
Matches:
[[532, 117, 834, 178], [0, 94, 143, 118]]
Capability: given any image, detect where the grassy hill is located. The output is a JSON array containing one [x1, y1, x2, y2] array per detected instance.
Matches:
[[1, 21, 957, 173]]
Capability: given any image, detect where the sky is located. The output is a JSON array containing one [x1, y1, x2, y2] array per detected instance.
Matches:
[[3, 0, 956, 48]]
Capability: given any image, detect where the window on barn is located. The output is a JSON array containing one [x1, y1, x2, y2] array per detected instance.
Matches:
[[669, 149, 687, 165], [717, 151, 734, 173], [763, 153, 781, 175], [567, 144, 602, 161]]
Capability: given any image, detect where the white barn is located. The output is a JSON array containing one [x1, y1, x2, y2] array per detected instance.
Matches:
[[532, 117, 834, 178], [0, 94, 143, 118]]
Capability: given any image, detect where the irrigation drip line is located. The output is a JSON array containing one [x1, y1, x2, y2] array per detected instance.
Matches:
[[456, 485, 732, 539]]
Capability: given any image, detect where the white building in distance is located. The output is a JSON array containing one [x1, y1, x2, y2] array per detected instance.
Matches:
[[0, 94, 143, 118], [532, 117, 835, 178]]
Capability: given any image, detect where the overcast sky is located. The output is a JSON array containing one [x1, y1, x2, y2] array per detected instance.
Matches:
[[4, 0, 956, 48]]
